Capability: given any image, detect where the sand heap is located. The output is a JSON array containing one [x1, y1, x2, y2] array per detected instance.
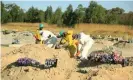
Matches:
[[1, 44, 87, 80], [1, 44, 133, 80], [88, 66, 133, 80]]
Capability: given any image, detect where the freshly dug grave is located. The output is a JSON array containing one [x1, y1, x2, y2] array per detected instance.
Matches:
[[1, 44, 133, 80]]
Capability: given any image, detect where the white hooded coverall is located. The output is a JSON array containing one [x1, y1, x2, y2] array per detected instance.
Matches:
[[78, 32, 94, 60], [39, 30, 57, 48]]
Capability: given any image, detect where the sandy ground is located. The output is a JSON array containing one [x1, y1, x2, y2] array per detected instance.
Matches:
[[1, 47, 16, 56], [1, 31, 35, 45], [1, 43, 133, 80], [1, 30, 133, 80]]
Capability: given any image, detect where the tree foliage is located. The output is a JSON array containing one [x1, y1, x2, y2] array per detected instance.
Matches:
[[45, 6, 53, 24], [63, 4, 76, 27], [25, 7, 41, 22], [52, 7, 63, 26], [74, 4, 85, 23], [105, 7, 125, 24], [85, 1, 106, 23], [119, 12, 133, 26], [1, 1, 133, 27], [5, 3, 24, 22], [1, 2, 8, 23]]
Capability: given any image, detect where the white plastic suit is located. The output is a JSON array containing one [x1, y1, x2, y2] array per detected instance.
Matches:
[[78, 32, 94, 60], [39, 30, 57, 48]]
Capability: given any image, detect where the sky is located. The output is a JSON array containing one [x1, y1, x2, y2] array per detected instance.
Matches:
[[3, 1, 133, 13]]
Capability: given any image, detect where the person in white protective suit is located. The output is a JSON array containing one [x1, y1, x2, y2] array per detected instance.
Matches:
[[34, 23, 57, 48], [40, 30, 57, 48], [75, 32, 94, 60]]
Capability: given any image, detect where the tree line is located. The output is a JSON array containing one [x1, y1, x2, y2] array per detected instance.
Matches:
[[1, 1, 133, 27]]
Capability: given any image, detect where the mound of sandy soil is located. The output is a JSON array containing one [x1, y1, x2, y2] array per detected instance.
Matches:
[[1, 44, 87, 80], [1, 44, 133, 80], [89, 66, 133, 80]]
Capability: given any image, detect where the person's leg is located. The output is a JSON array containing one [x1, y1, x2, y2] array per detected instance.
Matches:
[[81, 41, 94, 59], [78, 43, 82, 51], [74, 43, 82, 57], [68, 45, 77, 58], [80, 44, 89, 59]]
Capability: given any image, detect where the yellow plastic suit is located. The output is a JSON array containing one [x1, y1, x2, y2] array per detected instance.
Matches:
[[34, 30, 43, 44], [60, 30, 79, 57]]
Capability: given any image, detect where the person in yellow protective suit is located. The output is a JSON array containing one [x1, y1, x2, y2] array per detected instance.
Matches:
[[56, 30, 79, 58], [34, 23, 44, 44]]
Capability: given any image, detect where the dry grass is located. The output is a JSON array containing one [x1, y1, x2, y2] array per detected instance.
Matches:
[[1, 22, 133, 38]]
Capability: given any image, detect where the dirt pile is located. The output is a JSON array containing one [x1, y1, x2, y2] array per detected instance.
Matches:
[[1, 44, 133, 80], [89, 66, 133, 80], [1, 44, 86, 80]]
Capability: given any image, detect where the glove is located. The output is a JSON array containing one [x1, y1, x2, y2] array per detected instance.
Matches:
[[34, 35, 40, 41], [55, 44, 61, 49], [34, 35, 37, 39], [75, 51, 80, 57], [75, 42, 79, 46]]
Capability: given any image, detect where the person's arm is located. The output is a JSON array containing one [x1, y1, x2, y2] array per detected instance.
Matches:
[[55, 38, 66, 49], [74, 41, 80, 57]]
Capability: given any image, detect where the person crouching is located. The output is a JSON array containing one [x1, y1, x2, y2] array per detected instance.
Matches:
[[73, 32, 94, 60], [56, 30, 79, 58]]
